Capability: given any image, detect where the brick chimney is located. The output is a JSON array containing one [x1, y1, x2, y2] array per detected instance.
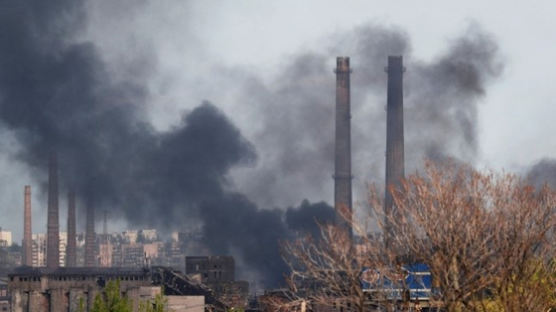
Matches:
[[23, 185, 32, 266], [66, 191, 76, 267], [84, 205, 96, 267], [46, 153, 59, 268], [334, 57, 353, 235], [384, 56, 405, 239]]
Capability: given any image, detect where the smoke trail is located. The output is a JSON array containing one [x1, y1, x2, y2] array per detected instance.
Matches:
[[405, 26, 504, 168], [232, 24, 503, 208]]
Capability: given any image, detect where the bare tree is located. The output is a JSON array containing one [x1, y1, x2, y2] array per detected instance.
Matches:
[[272, 202, 420, 312], [273, 162, 555, 312], [485, 182, 555, 311], [378, 162, 555, 311]]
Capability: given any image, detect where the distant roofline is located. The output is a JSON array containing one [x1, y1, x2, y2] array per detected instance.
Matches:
[[9, 266, 150, 277]]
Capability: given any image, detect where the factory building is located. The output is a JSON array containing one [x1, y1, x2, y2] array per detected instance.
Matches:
[[8, 267, 155, 312], [186, 256, 248, 309]]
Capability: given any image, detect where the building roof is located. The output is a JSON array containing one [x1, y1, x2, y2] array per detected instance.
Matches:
[[9, 266, 150, 277]]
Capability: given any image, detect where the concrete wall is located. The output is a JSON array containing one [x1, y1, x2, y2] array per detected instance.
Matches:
[[9, 270, 153, 312], [10, 285, 156, 312], [29, 291, 48, 312], [68, 289, 87, 312], [167, 296, 204, 312]]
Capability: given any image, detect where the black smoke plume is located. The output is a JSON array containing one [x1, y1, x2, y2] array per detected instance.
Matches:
[[0, 0, 333, 286], [286, 200, 335, 240], [0, 0, 503, 287]]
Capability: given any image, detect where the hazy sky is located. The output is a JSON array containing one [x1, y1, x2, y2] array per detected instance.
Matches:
[[85, 0, 556, 169], [2, 0, 555, 241]]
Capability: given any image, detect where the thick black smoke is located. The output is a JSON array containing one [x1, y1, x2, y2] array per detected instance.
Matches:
[[0, 0, 148, 206], [285, 200, 335, 240], [526, 158, 556, 189], [0, 0, 334, 287], [0, 0, 507, 288], [0, 0, 258, 220], [200, 194, 287, 285]]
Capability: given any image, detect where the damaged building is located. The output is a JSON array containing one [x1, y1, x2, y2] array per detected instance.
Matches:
[[186, 256, 249, 309], [8, 266, 230, 312], [8, 267, 155, 312]]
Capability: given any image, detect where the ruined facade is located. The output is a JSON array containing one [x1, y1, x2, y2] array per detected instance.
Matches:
[[8, 267, 153, 312], [185, 256, 248, 309], [186, 256, 235, 283]]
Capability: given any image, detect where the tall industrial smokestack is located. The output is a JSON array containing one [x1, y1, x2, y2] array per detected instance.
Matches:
[[334, 57, 353, 234], [103, 210, 107, 240], [66, 192, 76, 267], [99, 209, 111, 267], [46, 153, 59, 268], [84, 205, 96, 267], [384, 56, 405, 237], [23, 186, 32, 266]]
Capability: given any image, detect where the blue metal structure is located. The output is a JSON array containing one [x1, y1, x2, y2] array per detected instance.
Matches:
[[360, 263, 433, 300]]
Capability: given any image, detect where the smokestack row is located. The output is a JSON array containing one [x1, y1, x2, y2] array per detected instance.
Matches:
[[334, 57, 353, 234], [22, 156, 93, 268], [332, 56, 405, 238]]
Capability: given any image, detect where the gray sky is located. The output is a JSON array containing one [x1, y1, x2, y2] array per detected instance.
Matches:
[[2, 0, 555, 241], [85, 0, 556, 169]]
